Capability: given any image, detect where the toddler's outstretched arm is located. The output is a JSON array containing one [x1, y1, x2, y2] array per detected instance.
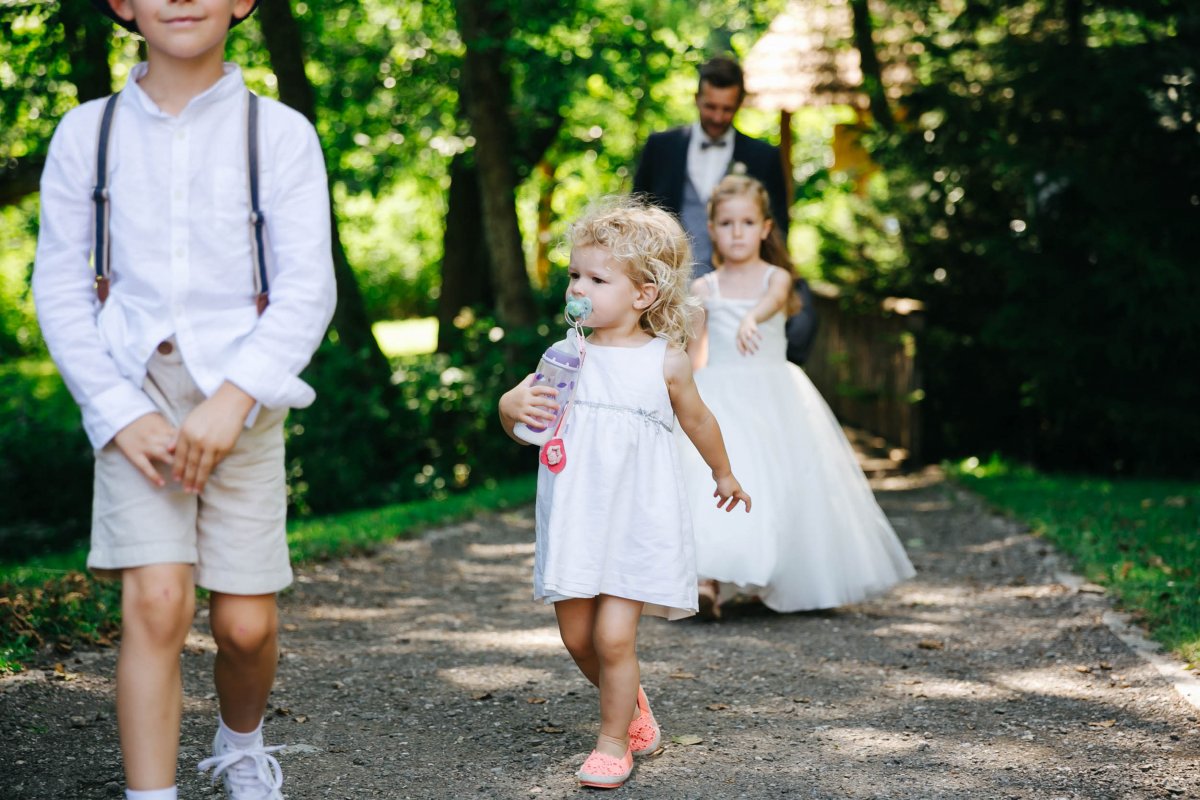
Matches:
[[737, 267, 793, 356], [664, 346, 751, 512], [498, 375, 560, 445]]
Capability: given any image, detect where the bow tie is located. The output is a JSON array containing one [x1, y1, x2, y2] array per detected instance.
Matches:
[[700, 138, 727, 150]]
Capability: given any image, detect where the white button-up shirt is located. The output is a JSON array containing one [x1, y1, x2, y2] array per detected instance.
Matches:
[[685, 121, 735, 203], [33, 63, 336, 449]]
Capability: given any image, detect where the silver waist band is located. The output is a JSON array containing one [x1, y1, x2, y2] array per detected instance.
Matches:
[[572, 400, 675, 433]]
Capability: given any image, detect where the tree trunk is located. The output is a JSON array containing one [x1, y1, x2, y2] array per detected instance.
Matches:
[[849, 0, 894, 133], [453, 0, 536, 328], [256, 0, 390, 377], [437, 153, 496, 352]]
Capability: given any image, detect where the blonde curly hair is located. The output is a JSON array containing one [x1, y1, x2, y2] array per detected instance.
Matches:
[[567, 197, 699, 346]]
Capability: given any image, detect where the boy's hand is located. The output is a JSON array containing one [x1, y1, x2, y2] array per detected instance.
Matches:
[[172, 382, 256, 494], [500, 374, 560, 433], [113, 412, 178, 487], [736, 316, 761, 355], [713, 473, 751, 513]]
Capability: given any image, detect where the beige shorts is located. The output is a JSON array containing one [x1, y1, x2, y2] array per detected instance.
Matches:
[[89, 339, 293, 595]]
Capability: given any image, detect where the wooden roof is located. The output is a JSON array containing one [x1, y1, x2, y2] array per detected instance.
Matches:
[[744, 0, 914, 111]]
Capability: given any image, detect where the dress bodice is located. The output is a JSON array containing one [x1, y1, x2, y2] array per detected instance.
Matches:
[[701, 269, 788, 367]]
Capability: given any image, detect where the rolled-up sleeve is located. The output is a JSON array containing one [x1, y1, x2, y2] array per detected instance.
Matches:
[[224, 112, 336, 410]]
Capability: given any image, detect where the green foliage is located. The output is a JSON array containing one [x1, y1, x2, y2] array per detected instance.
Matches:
[[0, 199, 42, 358], [285, 315, 548, 516], [870, 2, 1200, 474], [0, 571, 121, 674], [950, 455, 1200, 663]]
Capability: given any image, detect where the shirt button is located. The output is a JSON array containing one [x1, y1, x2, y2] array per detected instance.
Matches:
[[176, 130, 186, 141], [157, 340, 174, 355]]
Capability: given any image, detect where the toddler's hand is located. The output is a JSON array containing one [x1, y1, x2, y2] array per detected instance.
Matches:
[[736, 316, 761, 355], [713, 473, 751, 513], [500, 374, 560, 432], [113, 412, 178, 487]]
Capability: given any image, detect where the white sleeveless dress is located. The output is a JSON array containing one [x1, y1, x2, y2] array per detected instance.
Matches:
[[677, 270, 915, 611], [534, 335, 698, 620]]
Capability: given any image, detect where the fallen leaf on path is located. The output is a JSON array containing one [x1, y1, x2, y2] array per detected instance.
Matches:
[[51, 663, 77, 682], [917, 639, 944, 651], [671, 734, 703, 746], [538, 726, 564, 734], [706, 703, 730, 711], [670, 671, 697, 679], [1088, 719, 1117, 728], [526, 696, 547, 704], [293, 715, 308, 723], [1075, 665, 1092, 673]]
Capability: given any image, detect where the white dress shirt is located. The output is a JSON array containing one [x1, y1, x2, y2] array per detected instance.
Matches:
[[685, 121, 735, 203], [33, 63, 336, 449]]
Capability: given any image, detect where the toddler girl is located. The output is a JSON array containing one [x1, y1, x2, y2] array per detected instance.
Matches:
[[680, 174, 915, 617], [499, 198, 750, 789]]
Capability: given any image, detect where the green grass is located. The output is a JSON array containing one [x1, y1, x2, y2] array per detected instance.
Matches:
[[949, 455, 1200, 663], [372, 317, 438, 357], [0, 474, 536, 673]]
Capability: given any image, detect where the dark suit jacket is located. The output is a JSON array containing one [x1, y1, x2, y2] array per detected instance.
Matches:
[[632, 126, 790, 237]]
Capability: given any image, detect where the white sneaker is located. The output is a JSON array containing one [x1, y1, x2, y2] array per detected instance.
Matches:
[[197, 730, 285, 800]]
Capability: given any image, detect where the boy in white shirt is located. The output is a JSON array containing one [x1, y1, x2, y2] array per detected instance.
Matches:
[[32, 1, 336, 798]]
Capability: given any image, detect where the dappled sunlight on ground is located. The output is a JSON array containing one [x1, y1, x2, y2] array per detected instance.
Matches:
[[401, 626, 564, 655], [438, 664, 557, 692]]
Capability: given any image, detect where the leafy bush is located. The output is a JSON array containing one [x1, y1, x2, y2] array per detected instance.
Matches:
[[285, 317, 548, 516]]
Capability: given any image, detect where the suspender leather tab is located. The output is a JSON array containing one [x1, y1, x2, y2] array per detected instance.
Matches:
[[92, 93, 121, 304]]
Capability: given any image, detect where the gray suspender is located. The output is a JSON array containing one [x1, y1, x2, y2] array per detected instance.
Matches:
[[91, 90, 269, 314]]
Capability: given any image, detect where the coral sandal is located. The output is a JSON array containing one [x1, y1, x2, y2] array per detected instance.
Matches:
[[576, 747, 633, 789], [628, 686, 661, 756]]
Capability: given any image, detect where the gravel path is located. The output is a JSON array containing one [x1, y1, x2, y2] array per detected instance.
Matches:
[[4, 467, 1199, 799]]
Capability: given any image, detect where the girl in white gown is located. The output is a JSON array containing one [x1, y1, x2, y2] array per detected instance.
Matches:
[[678, 175, 915, 616]]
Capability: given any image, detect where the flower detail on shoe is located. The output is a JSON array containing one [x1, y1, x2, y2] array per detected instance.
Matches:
[[576, 747, 633, 789], [198, 732, 285, 800], [628, 686, 661, 756]]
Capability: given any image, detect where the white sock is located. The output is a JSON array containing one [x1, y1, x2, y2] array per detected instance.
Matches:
[[125, 788, 178, 800], [218, 715, 264, 749]]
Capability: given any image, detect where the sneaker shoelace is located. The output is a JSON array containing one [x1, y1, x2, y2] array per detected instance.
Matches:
[[197, 742, 285, 800]]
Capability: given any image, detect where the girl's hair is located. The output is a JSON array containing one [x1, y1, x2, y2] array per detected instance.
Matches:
[[707, 174, 800, 314], [567, 197, 700, 345]]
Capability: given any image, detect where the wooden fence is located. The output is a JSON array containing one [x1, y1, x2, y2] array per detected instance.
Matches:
[[803, 282, 925, 463]]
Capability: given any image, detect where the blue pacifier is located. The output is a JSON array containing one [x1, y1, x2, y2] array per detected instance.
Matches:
[[565, 296, 592, 324]]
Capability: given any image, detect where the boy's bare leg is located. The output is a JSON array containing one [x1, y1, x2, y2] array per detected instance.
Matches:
[[209, 593, 278, 732], [592, 595, 643, 758], [118, 563, 196, 790]]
